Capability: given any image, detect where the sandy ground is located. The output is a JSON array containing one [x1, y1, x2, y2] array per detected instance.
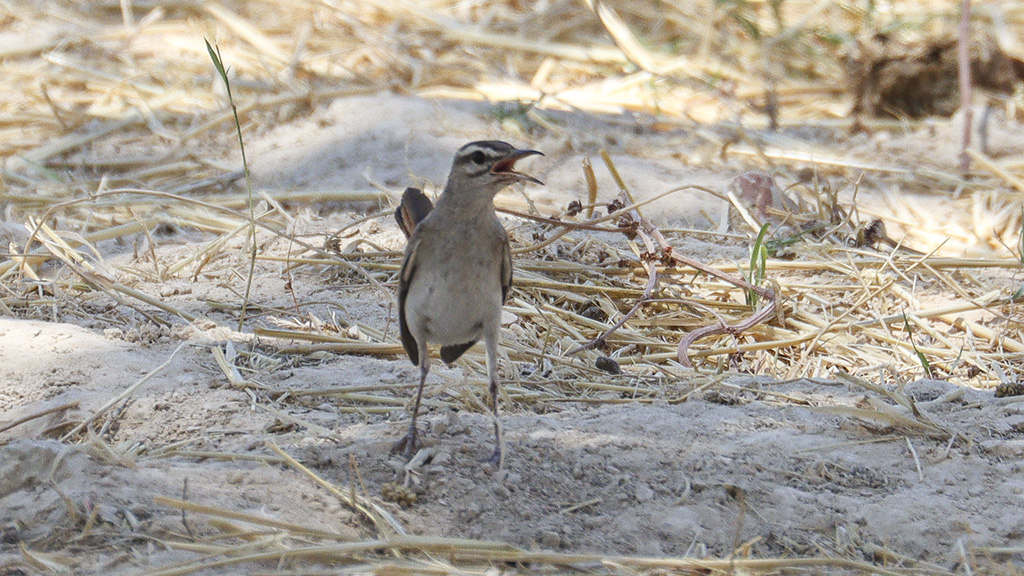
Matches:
[[2, 94, 1024, 575]]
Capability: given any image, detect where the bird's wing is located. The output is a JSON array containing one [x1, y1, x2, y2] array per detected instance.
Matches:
[[440, 341, 476, 365], [398, 237, 420, 365], [500, 230, 513, 304]]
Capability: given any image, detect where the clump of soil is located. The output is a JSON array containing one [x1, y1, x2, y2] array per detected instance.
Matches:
[[844, 29, 1024, 118]]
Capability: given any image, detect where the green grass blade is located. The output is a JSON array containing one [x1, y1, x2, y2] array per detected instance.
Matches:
[[205, 38, 257, 332]]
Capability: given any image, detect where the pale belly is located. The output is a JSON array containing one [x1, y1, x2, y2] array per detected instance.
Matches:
[[404, 252, 503, 345]]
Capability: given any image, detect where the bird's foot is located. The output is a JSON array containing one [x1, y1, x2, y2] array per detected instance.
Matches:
[[485, 445, 503, 469], [391, 426, 419, 459]]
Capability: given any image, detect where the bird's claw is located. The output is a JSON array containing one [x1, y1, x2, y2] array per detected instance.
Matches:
[[485, 446, 503, 468], [391, 428, 419, 459]]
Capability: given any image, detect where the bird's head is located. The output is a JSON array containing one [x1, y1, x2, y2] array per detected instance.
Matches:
[[447, 141, 544, 196]]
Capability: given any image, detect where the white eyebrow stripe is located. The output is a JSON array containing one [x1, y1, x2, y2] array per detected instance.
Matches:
[[457, 141, 512, 159]]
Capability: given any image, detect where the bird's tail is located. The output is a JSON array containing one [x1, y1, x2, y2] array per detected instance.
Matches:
[[394, 187, 434, 238]]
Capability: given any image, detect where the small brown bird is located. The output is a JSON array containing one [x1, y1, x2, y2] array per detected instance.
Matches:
[[394, 141, 543, 465]]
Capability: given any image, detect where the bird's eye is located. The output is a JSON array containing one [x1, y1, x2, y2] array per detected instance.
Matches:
[[470, 150, 486, 164]]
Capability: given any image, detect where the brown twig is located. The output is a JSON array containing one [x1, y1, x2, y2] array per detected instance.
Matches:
[[566, 215, 658, 354], [567, 151, 659, 354], [499, 207, 629, 232], [566, 152, 779, 366]]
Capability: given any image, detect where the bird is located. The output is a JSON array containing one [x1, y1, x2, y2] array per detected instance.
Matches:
[[393, 141, 543, 466]]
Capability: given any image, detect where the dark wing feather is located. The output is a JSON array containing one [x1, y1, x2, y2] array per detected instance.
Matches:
[[440, 341, 477, 365], [394, 187, 434, 238], [397, 238, 420, 366], [500, 232, 513, 304]]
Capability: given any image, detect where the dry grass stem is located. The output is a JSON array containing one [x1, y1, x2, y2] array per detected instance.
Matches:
[[265, 442, 406, 538], [61, 342, 188, 441]]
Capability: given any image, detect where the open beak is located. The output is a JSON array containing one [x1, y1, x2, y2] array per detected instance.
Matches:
[[492, 149, 544, 186]]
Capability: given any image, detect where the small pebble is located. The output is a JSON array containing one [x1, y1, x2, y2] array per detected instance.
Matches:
[[595, 356, 622, 374], [635, 483, 655, 502], [431, 450, 451, 467], [539, 530, 561, 549], [433, 420, 448, 435]]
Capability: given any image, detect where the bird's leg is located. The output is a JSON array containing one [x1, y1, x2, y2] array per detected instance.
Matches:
[[393, 352, 429, 458], [484, 335, 505, 468]]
